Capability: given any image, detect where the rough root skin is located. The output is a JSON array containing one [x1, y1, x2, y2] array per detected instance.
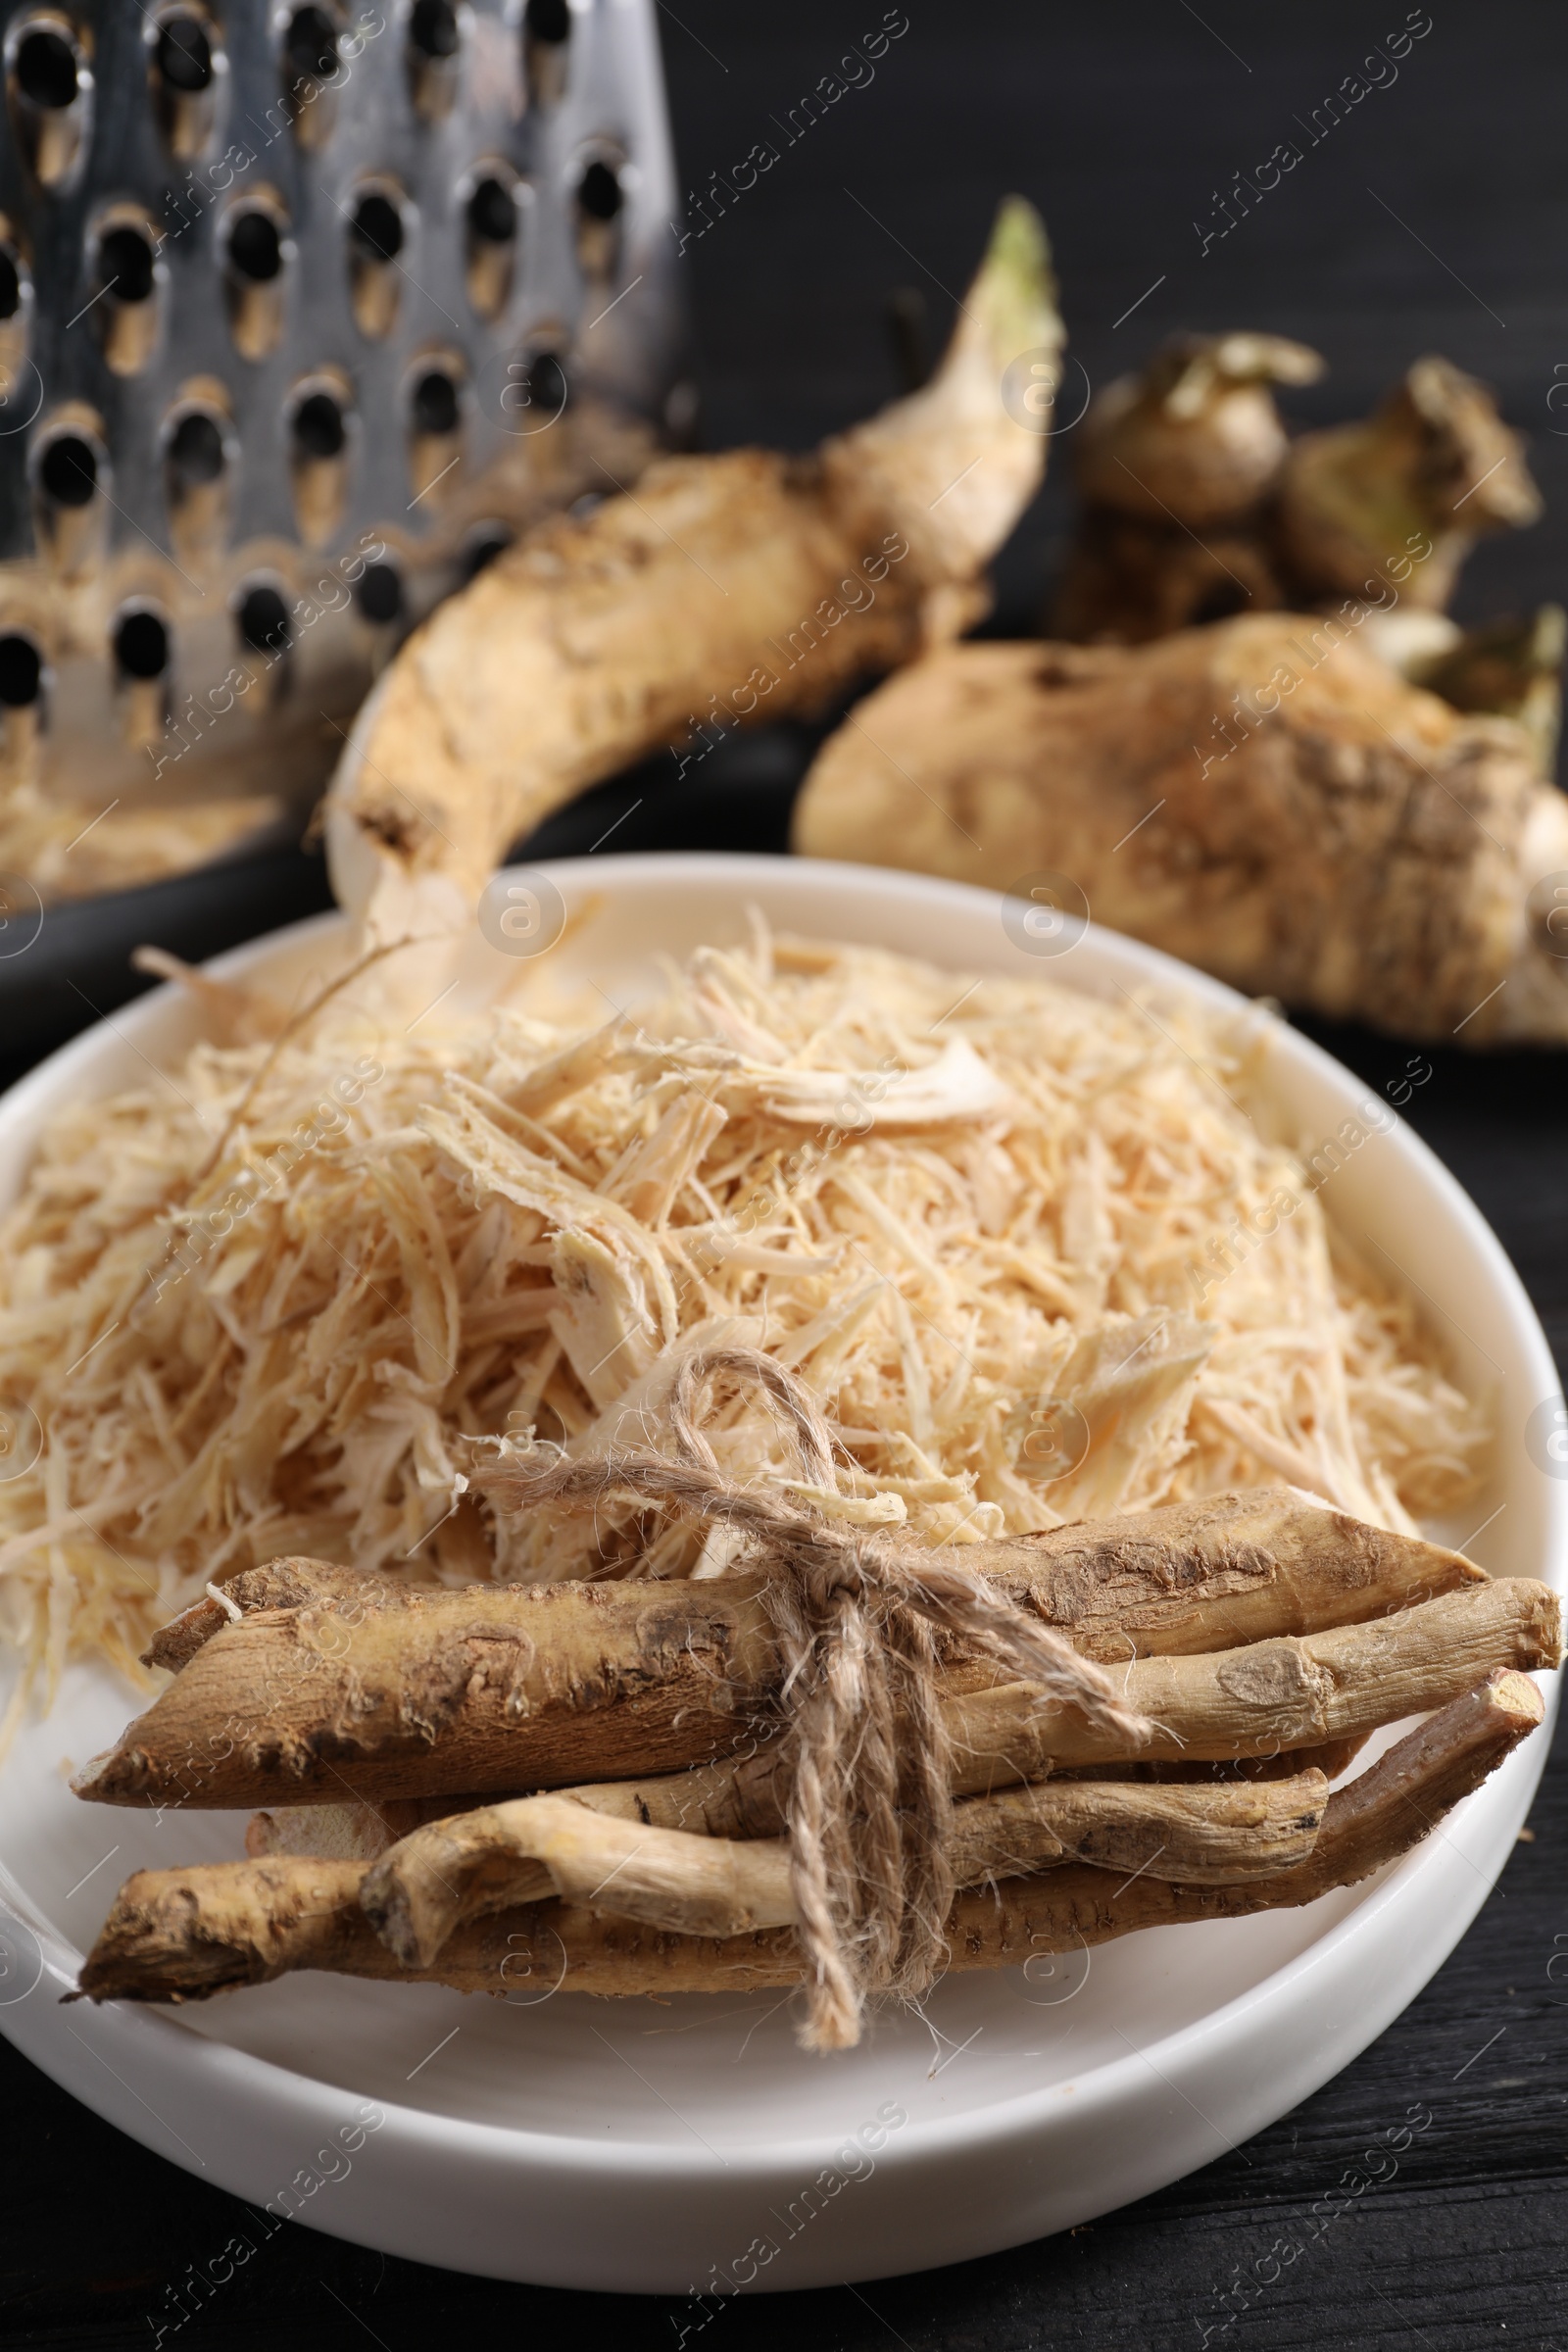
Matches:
[[792, 616, 1568, 1044]]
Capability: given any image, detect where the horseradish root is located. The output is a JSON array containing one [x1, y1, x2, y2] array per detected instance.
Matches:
[[793, 615, 1568, 1043], [73, 1489, 1481, 1811], [148, 1486, 1480, 1680], [76, 1396, 1165, 2038], [74, 1672, 1542, 2007], [471, 1404, 1497, 1992], [1276, 357, 1542, 612], [1053, 342, 1540, 650], [358, 1770, 1331, 1963], [1054, 331, 1322, 643], [324, 199, 1060, 940], [242, 1733, 1376, 1867], [943, 1576, 1558, 1773], [76, 1431, 1526, 2047], [1403, 606, 1566, 780], [1075, 334, 1324, 524]]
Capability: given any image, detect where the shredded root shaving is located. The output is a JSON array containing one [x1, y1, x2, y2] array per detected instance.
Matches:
[[0, 922, 1488, 1732]]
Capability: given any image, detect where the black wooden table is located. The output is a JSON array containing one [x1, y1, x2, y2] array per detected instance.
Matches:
[[4, 6, 1567, 2343]]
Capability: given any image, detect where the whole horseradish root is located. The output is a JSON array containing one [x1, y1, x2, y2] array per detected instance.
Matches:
[[792, 612, 1568, 1045], [323, 198, 1062, 943], [74, 1487, 1486, 1810]]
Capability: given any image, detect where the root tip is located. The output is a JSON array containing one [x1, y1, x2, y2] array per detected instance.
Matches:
[[1487, 1667, 1546, 1729]]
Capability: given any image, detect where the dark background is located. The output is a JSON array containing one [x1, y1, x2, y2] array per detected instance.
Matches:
[[5, 3, 1568, 2344]]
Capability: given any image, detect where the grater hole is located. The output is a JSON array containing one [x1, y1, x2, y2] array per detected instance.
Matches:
[[288, 375, 351, 539], [350, 191, 403, 264], [228, 208, 282, 282], [467, 174, 515, 245], [522, 350, 566, 418], [0, 633, 42, 708], [463, 169, 518, 317], [237, 582, 290, 655], [38, 432, 96, 507], [409, 0, 459, 58], [525, 0, 568, 44], [523, 0, 567, 103], [347, 184, 405, 334], [0, 251, 19, 319], [113, 607, 170, 680], [576, 160, 621, 223], [356, 561, 402, 624], [461, 521, 511, 580], [411, 367, 459, 437], [167, 409, 224, 485], [155, 12, 212, 93], [293, 389, 345, 459], [284, 5, 337, 82], [15, 26, 76, 109], [97, 222, 156, 304]]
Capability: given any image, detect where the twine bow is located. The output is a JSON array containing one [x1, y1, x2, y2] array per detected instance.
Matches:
[[477, 1348, 1151, 2049]]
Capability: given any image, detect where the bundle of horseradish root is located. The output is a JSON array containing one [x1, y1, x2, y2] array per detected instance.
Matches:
[[71, 1398, 1556, 2047], [0, 912, 1536, 2043]]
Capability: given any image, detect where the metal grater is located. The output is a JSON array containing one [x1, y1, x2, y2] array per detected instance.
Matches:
[[0, 0, 685, 866]]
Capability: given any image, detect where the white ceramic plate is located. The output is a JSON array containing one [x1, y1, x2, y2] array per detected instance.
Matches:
[[0, 854, 1561, 2294]]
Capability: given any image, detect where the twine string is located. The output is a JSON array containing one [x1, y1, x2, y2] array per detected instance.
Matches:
[[477, 1347, 1150, 2049]]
